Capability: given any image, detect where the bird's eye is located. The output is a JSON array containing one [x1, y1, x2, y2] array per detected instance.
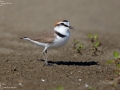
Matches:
[[61, 23, 69, 27], [57, 23, 64, 26], [60, 23, 64, 25], [57, 23, 69, 27]]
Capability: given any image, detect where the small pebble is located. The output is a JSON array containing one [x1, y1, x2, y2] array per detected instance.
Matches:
[[19, 83, 23, 86], [85, 84, 89, 87], [79, 79, 82, 81], [42, 79, 45, 82]]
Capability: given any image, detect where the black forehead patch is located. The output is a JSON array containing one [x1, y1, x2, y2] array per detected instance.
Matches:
[[63, 20, 68, 22]]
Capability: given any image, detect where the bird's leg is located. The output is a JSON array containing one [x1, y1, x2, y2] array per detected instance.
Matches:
[[42, 47, 48, 65], [44, 49, 48, 65], [42, 52, 45, 61]]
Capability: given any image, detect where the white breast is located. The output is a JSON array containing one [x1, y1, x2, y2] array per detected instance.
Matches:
[[48, 32, 70, 48]]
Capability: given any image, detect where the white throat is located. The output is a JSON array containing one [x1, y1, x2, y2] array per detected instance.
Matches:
[[54, 26, 70, 35]]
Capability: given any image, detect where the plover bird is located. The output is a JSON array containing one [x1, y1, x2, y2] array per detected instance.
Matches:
[[21, 20, 74, 65]]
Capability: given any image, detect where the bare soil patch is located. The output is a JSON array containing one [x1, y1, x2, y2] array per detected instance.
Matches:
[[0, 0, 120, 90]]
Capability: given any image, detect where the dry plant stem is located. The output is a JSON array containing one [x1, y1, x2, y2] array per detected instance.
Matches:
[[91, 38, 94, 43], [73, 43, 77, 49], [73, 42, 79, 49], [115, 59, 119, 65], [77, 50, 82, 55]]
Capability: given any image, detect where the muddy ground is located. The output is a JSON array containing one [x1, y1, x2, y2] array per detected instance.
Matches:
[[0, 0, 120, 90]]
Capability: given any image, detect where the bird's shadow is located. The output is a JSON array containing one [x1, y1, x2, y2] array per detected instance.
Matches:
[[39, 59, 98, 66]]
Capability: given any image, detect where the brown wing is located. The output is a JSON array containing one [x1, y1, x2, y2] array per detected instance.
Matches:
[[27, 31, 56, 43]]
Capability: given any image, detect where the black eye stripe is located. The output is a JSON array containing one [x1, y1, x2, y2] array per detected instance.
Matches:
[[58, 23, 69, 27]]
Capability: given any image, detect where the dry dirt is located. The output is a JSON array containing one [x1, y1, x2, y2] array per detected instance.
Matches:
[[0, 0, 120, 90]]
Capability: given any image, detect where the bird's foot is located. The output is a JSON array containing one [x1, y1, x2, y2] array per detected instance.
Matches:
[[43, 62, 51, 66]]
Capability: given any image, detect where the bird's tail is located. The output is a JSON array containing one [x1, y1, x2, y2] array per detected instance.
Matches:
[[20, 37, 30, 40]]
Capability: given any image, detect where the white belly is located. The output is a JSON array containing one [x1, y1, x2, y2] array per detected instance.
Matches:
[[48, 34, 70, 48]]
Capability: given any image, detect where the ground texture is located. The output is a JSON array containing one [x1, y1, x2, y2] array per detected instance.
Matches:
[[0, 0, 120, 90]]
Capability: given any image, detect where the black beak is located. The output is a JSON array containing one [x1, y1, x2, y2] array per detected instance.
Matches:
[[69, 26, 74, 30]]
